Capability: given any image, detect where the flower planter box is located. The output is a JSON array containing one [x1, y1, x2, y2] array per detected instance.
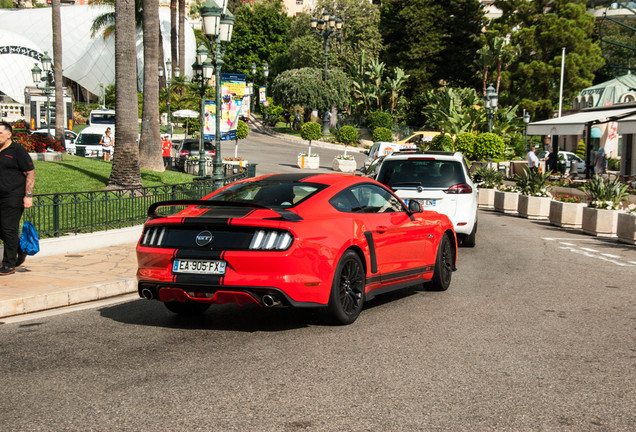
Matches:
[[518, 195, 551, 220], [297, 155, 320, 169], [582, 207, 619, 237], [617, 212, 636, 245], [494, 191, 519, 215], [477, 188, 496, 209], [332, 157, 357, 173], [223, 160, 248, 167], [549, 200, 585, 229]]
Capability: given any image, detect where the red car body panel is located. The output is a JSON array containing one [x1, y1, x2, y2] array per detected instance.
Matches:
[[136, 173, 456, 308]]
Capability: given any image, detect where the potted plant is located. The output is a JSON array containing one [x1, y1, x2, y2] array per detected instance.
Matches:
[[582, 175, 629, 237], [494, 185, 520, 215], [549, 194, 586, 229], [617, 205, 636, 245], [298, 121, 321, 169], [516, 169, 552, 219], [473, 166, 504, 209], [232, 119, 249, 159], [333, 125, 359, 173]]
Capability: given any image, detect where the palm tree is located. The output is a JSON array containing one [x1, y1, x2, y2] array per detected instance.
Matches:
[[51, 0, 65, 145], [384, 67, 409, 115], [108, 0, 142, 190], [138, 0, 163, 171], [179, 0, 185, 74], [366, 58, 385, 111], [171, 0, 178, 77]]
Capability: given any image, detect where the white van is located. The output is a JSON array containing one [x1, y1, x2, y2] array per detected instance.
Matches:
[[70, 126, 111, 158], [89, 109, 115, 127], [363, 141, 417, 168]]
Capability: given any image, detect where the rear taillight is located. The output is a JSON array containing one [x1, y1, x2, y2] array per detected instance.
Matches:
[[249, 230, 293, 250], [207, 150, 216, 157], [445, 184, 472, 194], [179, 150, 190, 157]]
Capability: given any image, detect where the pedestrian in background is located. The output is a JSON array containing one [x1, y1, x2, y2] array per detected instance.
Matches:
[[100, 127, 113, 161], [594, 146, 606, 175], [0, 121, 35, 275], [161, 134, 172, 170], [527, 145, 539, 172], [283, 110, 291, 130]]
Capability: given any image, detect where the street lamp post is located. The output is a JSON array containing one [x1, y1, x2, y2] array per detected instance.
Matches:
[[311, 9, 343, 136], [483, 83, 498, 133], [263, 62, 269, 125], [201, 0, 235, 190], [251, 61, 256, 118], [192, 44, 214, 178], [523, 110, 531, 153], [31, 52, 53, 136]]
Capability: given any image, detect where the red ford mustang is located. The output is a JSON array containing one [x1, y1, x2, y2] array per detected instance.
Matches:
[[136, 173, 457, 324]]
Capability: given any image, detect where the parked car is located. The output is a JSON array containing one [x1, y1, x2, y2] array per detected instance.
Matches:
[[30, 129, 77, 151], [174, 139, 216, 171], [71, 126, 109, 158], [363, 141, 416, 168], [136, 173, 457, 324], [375, 151, 478, 247], [358, 155, 386, 178], [537, 150, 585, 174]]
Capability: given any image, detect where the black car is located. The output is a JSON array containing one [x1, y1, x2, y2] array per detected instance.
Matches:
[[175, 139, 216, 172]]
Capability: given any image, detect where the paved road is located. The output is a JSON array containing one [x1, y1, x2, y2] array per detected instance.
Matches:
[[1, 211, 634, 431]]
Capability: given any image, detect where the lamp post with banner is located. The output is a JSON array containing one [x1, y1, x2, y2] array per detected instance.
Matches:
[[192, 44, 214, 178], [201, 0, 235, 190], [251, 61, 256, 118], [31, 52, 53, 136]]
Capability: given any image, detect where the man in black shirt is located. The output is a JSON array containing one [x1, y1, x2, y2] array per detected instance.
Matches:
[[0, 121, 35, 275]]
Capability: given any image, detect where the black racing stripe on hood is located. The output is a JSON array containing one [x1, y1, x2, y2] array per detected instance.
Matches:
[[263, 173, 321, 182]]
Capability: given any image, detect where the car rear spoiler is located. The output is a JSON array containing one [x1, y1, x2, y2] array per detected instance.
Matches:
[[147, 199, 303, 221]]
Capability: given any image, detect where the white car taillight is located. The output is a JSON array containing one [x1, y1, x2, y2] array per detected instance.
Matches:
[[249, 230, 293, 250], [445, 184, 473, 194]]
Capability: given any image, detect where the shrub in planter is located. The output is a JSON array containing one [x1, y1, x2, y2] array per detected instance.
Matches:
[[300, 121, 322, 156], [472, 166, 504, 189], [428, 134, 454, 151], [607, 157, 620, 171], [515, 168, 551, 197], [337, 125, 359, 157], [372, 127, 393, 142], [455, 132, 476, 159], [584, 175, 629, 210], [365, 110, 393, 132], [13, 133, 64, 153], [474, 133, 505, 161], [576, 139, 586, 159]]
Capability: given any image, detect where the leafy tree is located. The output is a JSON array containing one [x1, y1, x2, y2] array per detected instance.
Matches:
[[428, 134, 454, 152], [372, 127, 393, 142], [492, 0, 605, 119], [232, 119, 248, 158], [455, 132, 477, 159], [300, 121, 322, 155], [365, 110, 393, 131], [474, 132, 505, 161], [421, 87, 484, 135], [270, 68, 351, 117], [222, 0, 292, 79], [337, 125, 359, 156]]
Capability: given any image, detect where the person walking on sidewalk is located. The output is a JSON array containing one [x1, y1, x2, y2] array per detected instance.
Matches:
[[0, 121, 35, 275]]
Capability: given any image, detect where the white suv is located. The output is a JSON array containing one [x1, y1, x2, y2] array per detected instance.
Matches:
[[375, 151, 478, 247]]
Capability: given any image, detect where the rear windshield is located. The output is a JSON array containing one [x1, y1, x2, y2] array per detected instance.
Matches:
[[90, 113, 115, 124], [182, 141, 214, 151], [212, 181, 327, 208], [377, 159, 466, 189], [75, 133, 102, 146]]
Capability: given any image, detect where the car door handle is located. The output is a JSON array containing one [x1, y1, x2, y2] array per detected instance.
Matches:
[[376, 226, 387, 233]]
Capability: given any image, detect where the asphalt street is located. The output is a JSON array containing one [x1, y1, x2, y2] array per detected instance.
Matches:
[[1, 210, 634, 431]]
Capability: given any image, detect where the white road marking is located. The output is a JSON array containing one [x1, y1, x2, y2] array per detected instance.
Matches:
[[601, 253, 620, 259], [580, 247, 599, 252]]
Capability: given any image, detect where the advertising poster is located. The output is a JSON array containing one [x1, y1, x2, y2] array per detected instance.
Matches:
[[202, 73, 247, 141], [259, 86, 266, 103]]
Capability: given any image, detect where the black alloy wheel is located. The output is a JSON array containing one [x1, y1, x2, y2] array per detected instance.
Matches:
[[327, 250, 366, 325], [164, 301, 211, 316], [429, 234, 453, 291]]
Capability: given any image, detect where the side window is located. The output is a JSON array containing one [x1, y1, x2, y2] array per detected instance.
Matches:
[[349, 184, 404, 213]]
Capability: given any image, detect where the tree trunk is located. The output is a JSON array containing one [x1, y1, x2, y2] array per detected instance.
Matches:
[[139, 0, 164, 171], [171, 0, 178, 76], [51, 0, 65, 144], [178, 0, 185, 74], [109, 0, 142, 190]]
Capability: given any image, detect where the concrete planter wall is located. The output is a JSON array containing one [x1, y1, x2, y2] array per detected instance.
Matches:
[[582, 207, 619, 237], [332, 158, 357, 173], [298, 155, 320, 169], [477, 188, 496, 209], [494, 191, 519, 215], [617, 212, 636, 245], [518, 195, 551, 220], [549, 200, 585, 229]]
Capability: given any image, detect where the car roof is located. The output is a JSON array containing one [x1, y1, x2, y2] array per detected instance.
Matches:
[[383, 150, 464, 160], [251, 172, 380, 189]]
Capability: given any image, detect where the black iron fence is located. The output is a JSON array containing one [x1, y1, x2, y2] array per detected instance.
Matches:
[[21, 164, 256, 238]]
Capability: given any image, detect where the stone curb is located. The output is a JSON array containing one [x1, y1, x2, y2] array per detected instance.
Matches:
[[0, 278, 137, 319]]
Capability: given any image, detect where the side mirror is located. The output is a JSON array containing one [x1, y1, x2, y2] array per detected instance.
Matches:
[[408, 200, 422, 213], [363, 150, 369, 155]]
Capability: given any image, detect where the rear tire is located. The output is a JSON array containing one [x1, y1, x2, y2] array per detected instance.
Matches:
[[461, 221, 477, 248], [327, 250, 366, 325], [164, 301, 210, 316], [429, 234, 453, 291]]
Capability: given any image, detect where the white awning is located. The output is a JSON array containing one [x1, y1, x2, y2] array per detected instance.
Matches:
[[617, 114, 636, 134], [526, 107, 636, 136]]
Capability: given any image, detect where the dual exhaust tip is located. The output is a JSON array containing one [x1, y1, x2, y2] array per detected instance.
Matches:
[[141, 287, 282, 308]]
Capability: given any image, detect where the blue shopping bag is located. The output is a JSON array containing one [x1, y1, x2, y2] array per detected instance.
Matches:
[[20, 221, 40, 256]]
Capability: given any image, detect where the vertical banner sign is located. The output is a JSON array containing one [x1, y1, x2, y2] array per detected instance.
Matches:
[[259, 86, 266, 103], [203, 73, 246, 141]]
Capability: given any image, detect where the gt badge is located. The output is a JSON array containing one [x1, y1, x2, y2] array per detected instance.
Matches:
[[195, 231, 213, 247]]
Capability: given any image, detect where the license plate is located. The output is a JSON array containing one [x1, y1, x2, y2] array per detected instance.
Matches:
[[421, 199, 437, 207], [172, 259, 226, 275]]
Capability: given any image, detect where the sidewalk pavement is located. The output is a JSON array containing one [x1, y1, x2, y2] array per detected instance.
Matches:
[[0, 226, 142, 319], [0, 122, 371, 320]]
